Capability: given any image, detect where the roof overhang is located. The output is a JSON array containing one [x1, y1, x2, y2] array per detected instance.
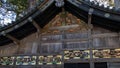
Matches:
[[0, 0, 120, 46]]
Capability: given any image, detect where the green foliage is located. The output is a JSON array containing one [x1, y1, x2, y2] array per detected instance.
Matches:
[[9, 0, 29, 14]]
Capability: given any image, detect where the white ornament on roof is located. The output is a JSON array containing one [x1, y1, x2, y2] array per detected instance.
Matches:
[[55, 0, 64, 7]]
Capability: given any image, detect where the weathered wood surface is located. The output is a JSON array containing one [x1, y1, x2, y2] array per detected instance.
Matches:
[[0, 12, 119, 68], [0, 27, 119, 56]]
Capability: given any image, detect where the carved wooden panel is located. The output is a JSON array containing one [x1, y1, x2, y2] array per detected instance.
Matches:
[[38, 55, 62, 65], [93, 49, 120, 58], [0, 56, 14, 65], [64, 50, 90, 60], [16, 56, 36, 65]]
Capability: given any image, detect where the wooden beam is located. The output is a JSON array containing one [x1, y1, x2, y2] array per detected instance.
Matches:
[[61, 8, 67, 26], [29, 18, 42, 38], [28, 17, 41, 32], [88, 8, 94, 68], [92, 33, 118, 38], [88, 14, 92, 25], [37, 0, 49, 9], [88, 11, 93, 29], [119, 32, 120, 47], [49, 24, 79, 30], [5, 34, 20, 45], [32, 20, 42, 38], [31, 20, 41, 33], [88, 8, 94, 25]]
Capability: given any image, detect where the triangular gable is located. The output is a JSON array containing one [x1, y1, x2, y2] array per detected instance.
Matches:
[[41, 12, 89, 35]]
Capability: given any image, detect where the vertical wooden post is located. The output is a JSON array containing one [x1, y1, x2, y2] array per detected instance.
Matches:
[[62, 30, 65, 68], [88, 8, 94, 68], [119, 32, 120, 47], [37, 32, 42, 54], [61, 6, 65, 68]]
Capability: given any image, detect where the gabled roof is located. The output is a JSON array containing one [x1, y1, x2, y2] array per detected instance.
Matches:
[[0, 0, 120, 46]]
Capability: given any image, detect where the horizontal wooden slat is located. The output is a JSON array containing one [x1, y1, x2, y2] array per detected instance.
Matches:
[[92, 33, 118, 38]]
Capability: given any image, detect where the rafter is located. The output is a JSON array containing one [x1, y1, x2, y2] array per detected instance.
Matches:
[[28, 17, 42, 38], [32, 20, 41, 32], [37, 0, 49, 9], [4, 34, 20, 45]]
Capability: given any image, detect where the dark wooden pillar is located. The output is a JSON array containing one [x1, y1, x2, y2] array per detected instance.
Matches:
[[88, 8, 94, 68]]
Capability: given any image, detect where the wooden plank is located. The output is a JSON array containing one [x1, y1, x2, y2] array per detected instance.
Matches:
[[92, 58, 120, 62], [63, 48, 90, 50], [91, 46, 120, 50], [63, 38, 88, 42], [92, 33, 118, 38], [64, 59, 90, 63], [49, 24, 79, 30]]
